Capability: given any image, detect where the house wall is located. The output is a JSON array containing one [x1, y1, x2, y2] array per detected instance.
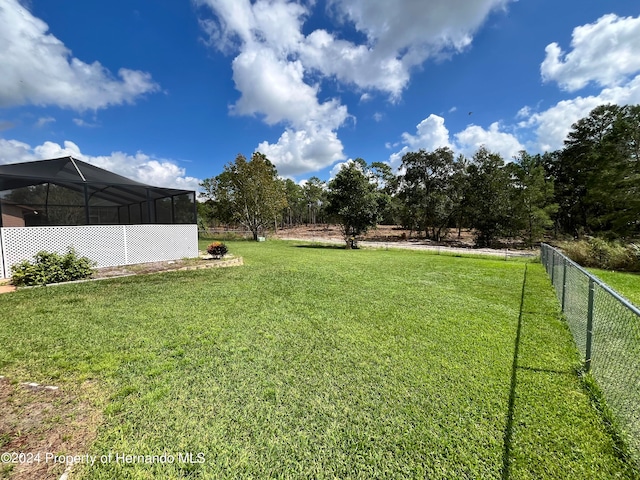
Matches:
[[1, 205, 26, 227], [0, 224, 198, 279]]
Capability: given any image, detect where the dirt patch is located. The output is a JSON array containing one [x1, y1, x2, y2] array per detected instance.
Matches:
[[0, 285, 16, 294], [274, 224, 510, 246], [0, 376, 103, 480], [273, 225, 536, 257], [274, 224, 413, 243]]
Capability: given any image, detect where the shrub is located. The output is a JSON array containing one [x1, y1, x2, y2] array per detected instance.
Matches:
[[11, 248, 96, 286], [560, 239, 640, 272], [206, 242, 228, 259], [560, 240, 590, 266]]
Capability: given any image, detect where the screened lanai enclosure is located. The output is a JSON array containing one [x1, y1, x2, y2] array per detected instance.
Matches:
[[0, 157, 196, 227], [0, 157, 198, 278]]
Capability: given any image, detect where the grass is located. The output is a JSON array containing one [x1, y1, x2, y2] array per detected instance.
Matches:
[[589, 268, 640, 308], [0, 240, 638, 479]]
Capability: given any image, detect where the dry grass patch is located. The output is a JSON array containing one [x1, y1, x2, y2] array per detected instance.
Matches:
[[0, 377, 103, 480]]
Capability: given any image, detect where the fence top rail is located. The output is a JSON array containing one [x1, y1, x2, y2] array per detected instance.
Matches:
[[541, 243, 640, 318]]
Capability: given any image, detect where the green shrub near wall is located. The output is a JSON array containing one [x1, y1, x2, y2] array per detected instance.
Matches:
[[11, 248, 96, 286]]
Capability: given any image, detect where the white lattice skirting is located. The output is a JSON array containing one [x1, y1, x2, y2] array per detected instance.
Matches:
[[0, 224, 198, 279]]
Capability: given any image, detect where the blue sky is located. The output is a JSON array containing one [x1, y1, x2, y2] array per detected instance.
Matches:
[[1, 0, 639, 192]]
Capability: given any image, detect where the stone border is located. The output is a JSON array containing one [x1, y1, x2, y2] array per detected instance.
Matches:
[[0, 256, 243, 293], [173, 256, 243, 271]]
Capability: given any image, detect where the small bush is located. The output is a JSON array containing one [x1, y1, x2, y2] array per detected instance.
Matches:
[[206, 242, 228, 258], [11, 248, 96, 286], [561, 240, 591, 267], [560, 238, 640, 272]]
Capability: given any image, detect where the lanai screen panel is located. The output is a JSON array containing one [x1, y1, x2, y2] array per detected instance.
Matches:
[[0, 157, 196, 227]]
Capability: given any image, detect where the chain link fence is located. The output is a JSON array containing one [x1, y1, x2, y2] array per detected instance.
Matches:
[[541, 243, 640, 462], [198, 228, 253, 240]]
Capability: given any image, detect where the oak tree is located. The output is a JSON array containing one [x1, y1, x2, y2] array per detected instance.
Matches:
[[200, 152, 286, 240]]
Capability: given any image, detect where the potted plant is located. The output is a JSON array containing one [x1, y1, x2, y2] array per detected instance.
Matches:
[[206, 241, 228, 259]]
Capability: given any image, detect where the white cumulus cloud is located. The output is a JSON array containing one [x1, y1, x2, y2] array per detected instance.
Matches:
[[257, 126, 345, 177], [525, 14, 640, 151], [195, 0, 513, 176], [326, 0, 510, 92], [0, 0, 160, 110], [385, 13, 640, 162], [541, 14, 640, 92], [454, 122, 523, 160], [388, 115, 523, 169], [388, 114, 452, 170], [521, 75, 640, 151], [401, 115, 452, 150], [230, 46, 348, 130], [0, 139, 39, 163]]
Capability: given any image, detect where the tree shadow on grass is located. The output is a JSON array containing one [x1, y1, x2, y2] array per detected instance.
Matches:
[[501, 265, 578, 480], [501, 264, 527, 480]]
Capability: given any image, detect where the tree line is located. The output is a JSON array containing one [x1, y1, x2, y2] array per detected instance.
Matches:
[[199, 103, 640, 247]]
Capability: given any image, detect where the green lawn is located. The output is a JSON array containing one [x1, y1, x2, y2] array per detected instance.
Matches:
[[1, 240, 638, 479], [589, 268, 640, 308]]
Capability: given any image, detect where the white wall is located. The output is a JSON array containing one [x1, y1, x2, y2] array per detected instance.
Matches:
[[0, 224, 198, 279]]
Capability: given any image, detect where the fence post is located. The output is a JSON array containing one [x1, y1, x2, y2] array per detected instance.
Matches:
[[123, 225, 129, 265], [551, 250, 555, 284], [545, 247, 548, 270], [561, 258, 567, 311], [585, 277, 595, 372]]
